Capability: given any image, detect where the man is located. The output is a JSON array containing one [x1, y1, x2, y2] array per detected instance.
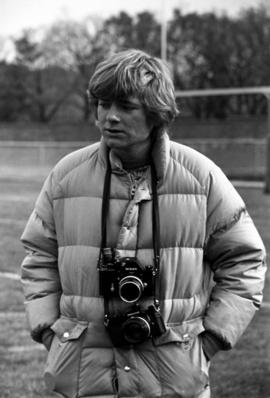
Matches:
[[21, 49, 266, 398]]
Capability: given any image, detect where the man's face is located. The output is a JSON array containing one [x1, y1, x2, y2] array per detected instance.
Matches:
[[96, 96, 153, 153]]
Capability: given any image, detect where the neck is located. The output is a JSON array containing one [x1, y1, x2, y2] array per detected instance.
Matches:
[[122, 158, 150, 170], [112, 144, 151, 170]]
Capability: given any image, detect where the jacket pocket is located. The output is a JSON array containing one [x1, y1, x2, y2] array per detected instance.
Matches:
[[154, 316, 205, 346], [153, 317, 209, 398], [44, 317, 88, 397]]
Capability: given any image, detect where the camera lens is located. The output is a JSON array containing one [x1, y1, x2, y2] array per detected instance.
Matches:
[[122, 316, 151, 344], [119, 276, 144, 303]]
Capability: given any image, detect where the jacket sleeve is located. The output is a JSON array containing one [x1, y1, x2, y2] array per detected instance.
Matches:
[[203, 167, 266, 358], [21, 171, 61, 343]]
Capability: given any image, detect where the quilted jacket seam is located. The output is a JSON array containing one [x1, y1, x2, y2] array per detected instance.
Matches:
[[51, 146, 101, 197], [169, 154, 207, 191], [205, 206, 247, 248]]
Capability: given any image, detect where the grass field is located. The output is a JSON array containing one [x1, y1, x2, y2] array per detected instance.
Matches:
[[0, 169, 269, 397]]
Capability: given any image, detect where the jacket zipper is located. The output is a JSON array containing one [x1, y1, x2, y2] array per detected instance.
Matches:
[[129, 173, 137, 199], [130, 184, 137, 199]]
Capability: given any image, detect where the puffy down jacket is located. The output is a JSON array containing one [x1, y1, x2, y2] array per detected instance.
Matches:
[[21, 133, 266, 398]]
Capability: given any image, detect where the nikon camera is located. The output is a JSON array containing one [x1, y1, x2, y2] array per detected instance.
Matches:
[[99, 255, 155, 303], [104, 304, 166, 346]]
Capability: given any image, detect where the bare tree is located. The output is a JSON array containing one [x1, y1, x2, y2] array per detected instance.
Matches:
[[14, 29, 77, 122], [40, 17, 105, 120]]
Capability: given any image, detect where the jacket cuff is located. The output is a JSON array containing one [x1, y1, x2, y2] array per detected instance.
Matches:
[[41, 328, 55, 351], [201, 331, 224, 360], [25, 292, 60, 342]]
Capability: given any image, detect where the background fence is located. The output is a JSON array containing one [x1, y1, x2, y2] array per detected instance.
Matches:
[[0, 138, 266, 180]]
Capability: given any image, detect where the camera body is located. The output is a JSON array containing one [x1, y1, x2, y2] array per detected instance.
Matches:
[[99, 256, 155, 303], [104, 305, 166, 346]]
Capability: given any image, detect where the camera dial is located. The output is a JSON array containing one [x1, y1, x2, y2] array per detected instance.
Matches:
[[119, 275, 145, 303]]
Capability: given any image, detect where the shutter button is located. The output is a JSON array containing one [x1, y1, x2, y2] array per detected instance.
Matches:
[[124, 366, 131, 372], [63, 332, 70, 338]]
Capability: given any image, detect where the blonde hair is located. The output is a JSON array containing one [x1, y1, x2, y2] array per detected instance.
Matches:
[[88, 49, 179, 131]]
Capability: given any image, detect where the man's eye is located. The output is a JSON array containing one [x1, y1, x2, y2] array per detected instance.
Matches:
[[99, 101, 111, 109], [119, 103, 135, 111]]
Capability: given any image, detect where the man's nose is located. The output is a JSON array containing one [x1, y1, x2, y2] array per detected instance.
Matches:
[[106, 104, 121, 122]]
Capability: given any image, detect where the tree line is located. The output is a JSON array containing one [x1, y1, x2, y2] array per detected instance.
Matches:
[[0, 5, 269, 122]]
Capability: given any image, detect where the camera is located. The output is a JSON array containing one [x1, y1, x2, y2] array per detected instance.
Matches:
[[99, 255, 155, 303], [104, 305, 166, 346], [98, 251, 166, 346]]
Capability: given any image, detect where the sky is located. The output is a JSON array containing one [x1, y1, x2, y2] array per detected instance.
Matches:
[[0, 0, 265, 37]]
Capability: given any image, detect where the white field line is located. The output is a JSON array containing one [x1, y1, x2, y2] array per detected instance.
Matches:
[[0, 218, 26, 226], [0, 194, 37, 202], [231, 180, 264, 189], [6, 345, 45, 353], [0, 311, 25, 318], [0, 272, 20, 280]]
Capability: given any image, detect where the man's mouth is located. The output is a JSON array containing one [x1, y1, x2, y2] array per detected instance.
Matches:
[[105, 128, 123, 134]]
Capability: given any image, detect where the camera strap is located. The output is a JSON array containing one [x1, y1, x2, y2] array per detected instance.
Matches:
[[99, 151, 161, 310], [100, 150, 112, 252], [150, 159, 161, 309]]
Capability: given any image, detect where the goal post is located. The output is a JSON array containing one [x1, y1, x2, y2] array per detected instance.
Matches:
[[175, 86, 270, 193]]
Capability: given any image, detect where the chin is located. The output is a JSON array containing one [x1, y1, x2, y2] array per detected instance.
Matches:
[[103, 137, 125, 149]]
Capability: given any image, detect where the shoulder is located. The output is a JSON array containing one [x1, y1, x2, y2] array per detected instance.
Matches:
[[168, 139, 218, 187], [51, 141, 101, 182], [167, 139, 244, 205]]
